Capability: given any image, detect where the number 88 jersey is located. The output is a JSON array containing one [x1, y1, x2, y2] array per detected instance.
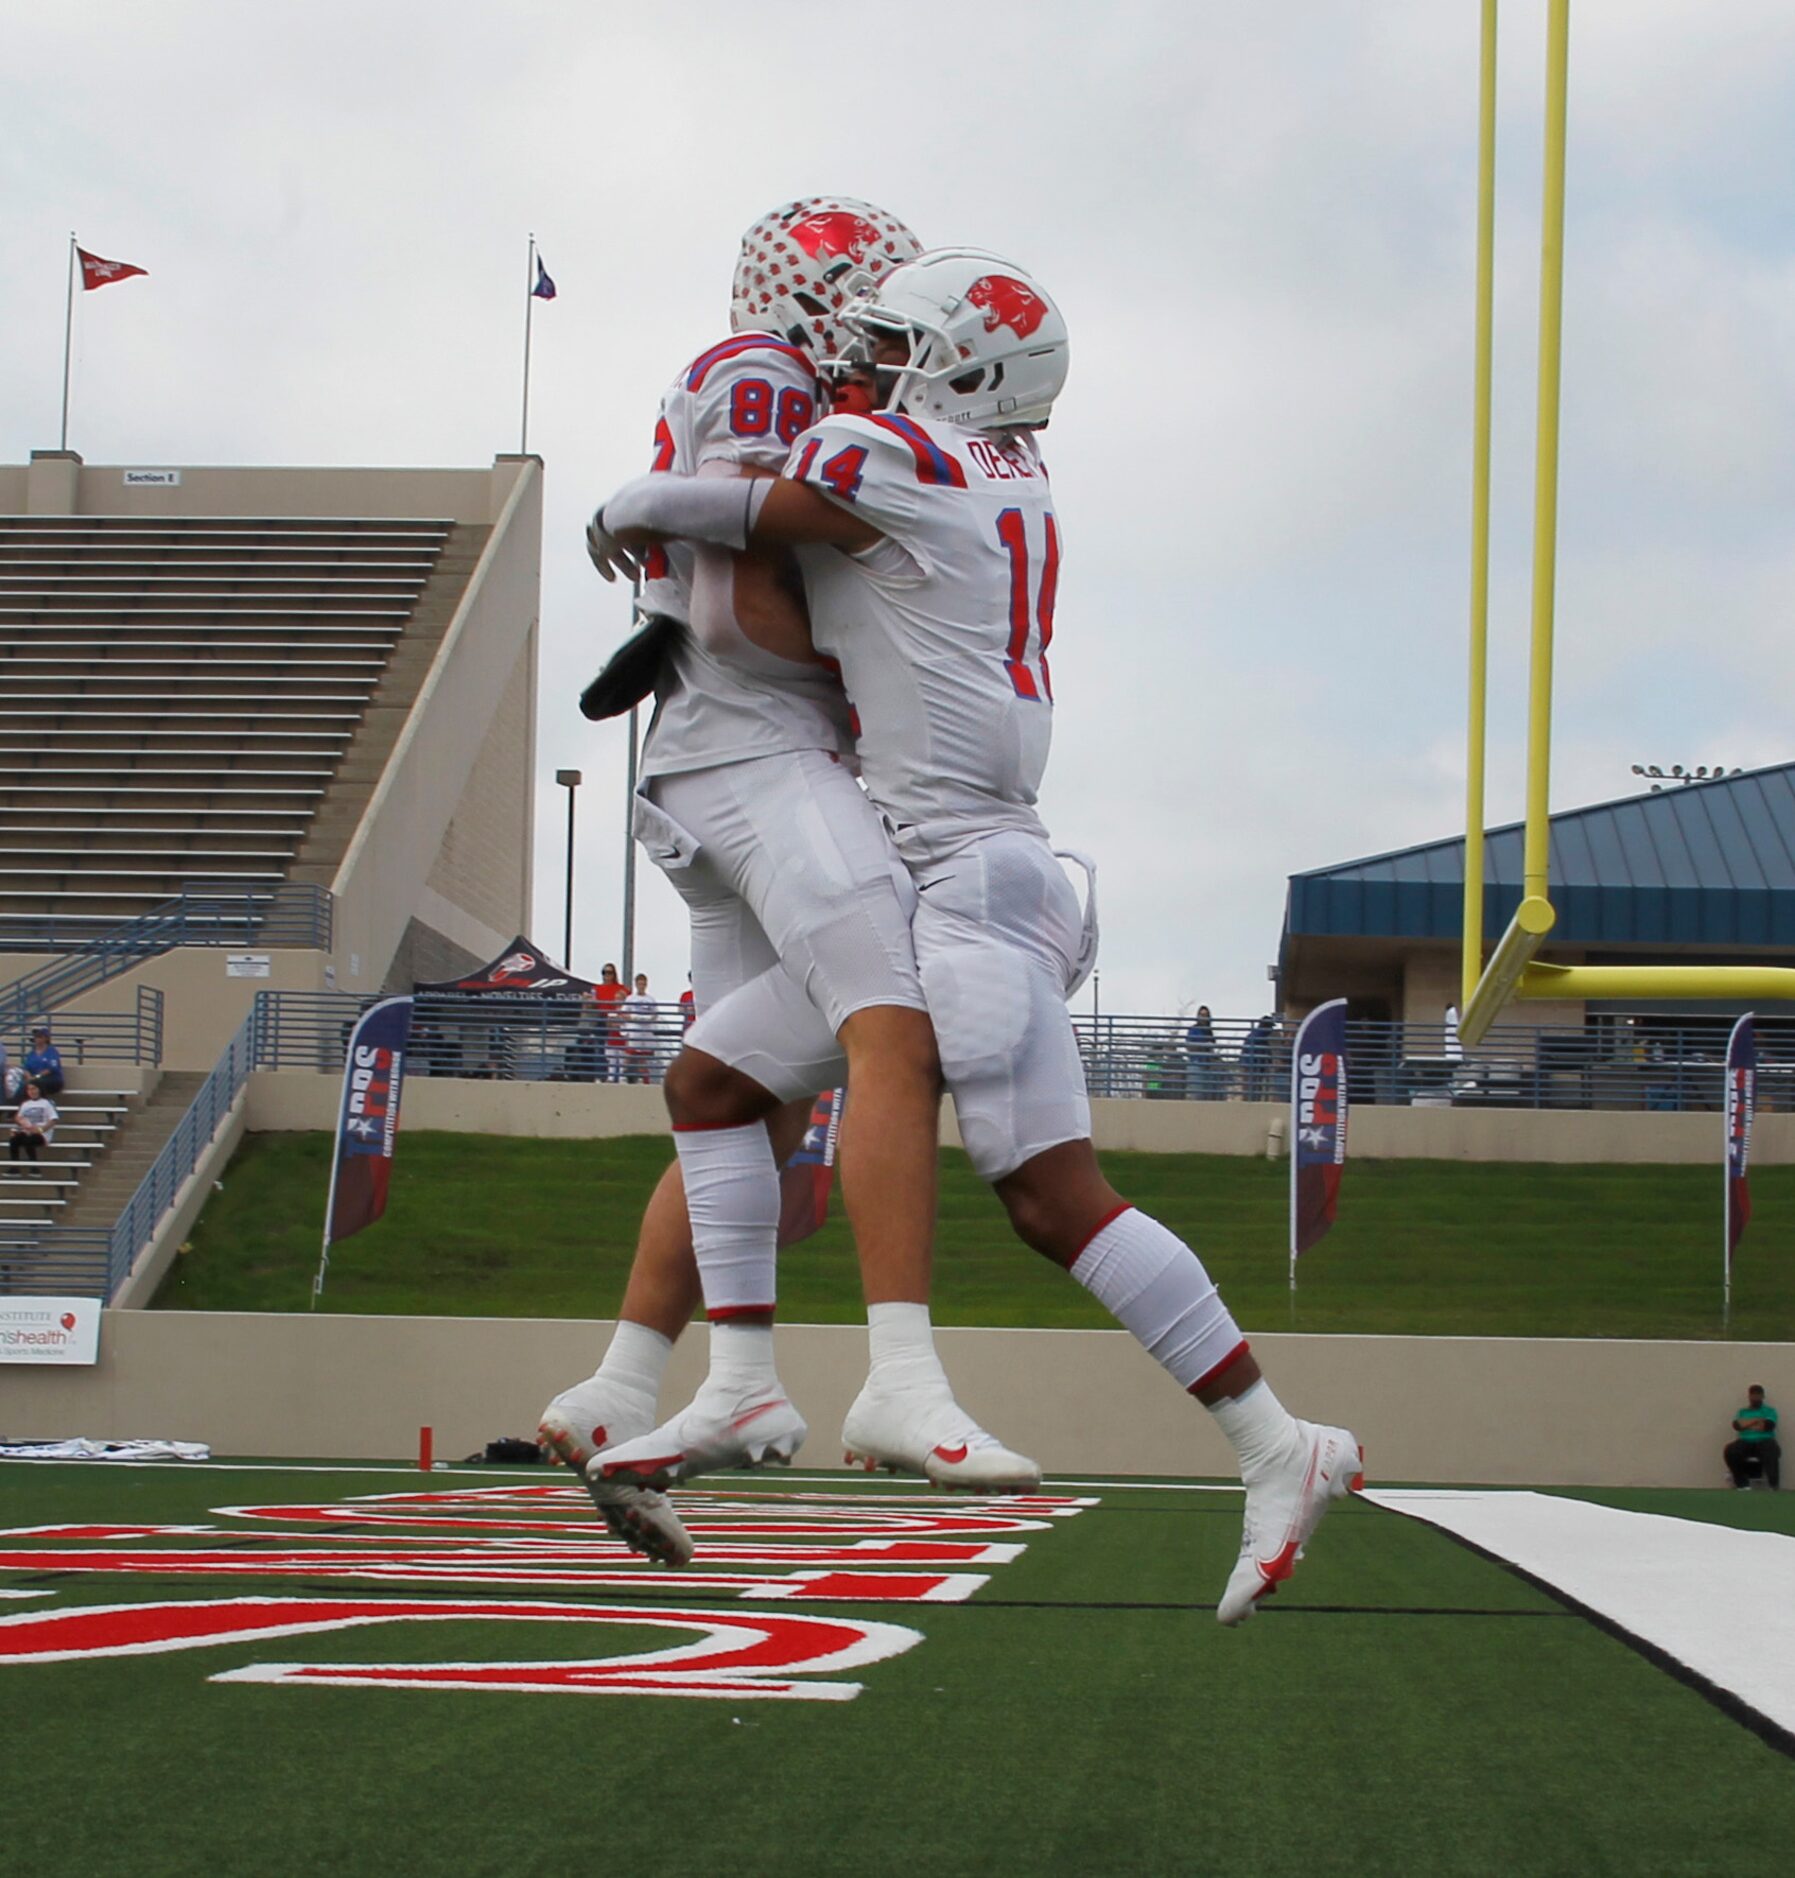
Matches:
[[638, 334, 855, 779], [785, 409, 1061, 870]]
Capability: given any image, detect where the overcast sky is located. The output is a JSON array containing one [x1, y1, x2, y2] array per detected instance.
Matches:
[[6, 2, 1793, 1015]]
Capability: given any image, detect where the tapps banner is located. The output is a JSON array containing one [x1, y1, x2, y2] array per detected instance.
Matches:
[[1725, 1012, 1756, 1283], [1290, 998, 1348, 1269], [315, 997, 414, 1300], [778, 1088, 845, 1251]]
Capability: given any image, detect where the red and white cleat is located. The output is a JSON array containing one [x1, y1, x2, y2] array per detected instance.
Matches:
[[536, 1376, 656, 1475], [538, 1377, 691, 1566], [841, 1382, 1041, 1493], [593, 1382, 809, 1492], [1216, 1420, 1363, 1626]]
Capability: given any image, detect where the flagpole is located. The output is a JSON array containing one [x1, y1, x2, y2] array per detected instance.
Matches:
[[312, 1104, 346, 1311], [521, 233, 536, 455], [59, 233, 77, 451]]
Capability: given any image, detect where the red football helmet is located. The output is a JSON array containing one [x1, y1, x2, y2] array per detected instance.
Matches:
[[731, 197, 922, 361]]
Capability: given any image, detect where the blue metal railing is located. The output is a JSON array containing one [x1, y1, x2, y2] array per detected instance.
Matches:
[[0, 883, 329, 1042], [0, 986, 163, 1070], [0, 1000, 254, 1301], [255, 989, 690, 1084], [250, 991, 1795, 1116]]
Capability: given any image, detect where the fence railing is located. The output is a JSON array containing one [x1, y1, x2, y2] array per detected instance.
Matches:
[[0, 1000, 257, 1301], [1076, 1011, 1795, 1112], [249, 992, 1795, 1116], [0, 883, 331, 1043], [255, 990, 692, 1083], [1, 987, 164, 1073]]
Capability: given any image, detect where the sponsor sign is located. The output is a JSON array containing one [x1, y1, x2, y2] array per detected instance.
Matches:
[[0, 1297, 100, 1366], [225, 954, 271, 979], [1290, 998, 1349, 1267], [122, 469, 180, 486]]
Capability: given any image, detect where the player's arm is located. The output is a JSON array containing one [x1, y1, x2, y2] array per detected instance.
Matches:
[[591, 469, 882, 571]]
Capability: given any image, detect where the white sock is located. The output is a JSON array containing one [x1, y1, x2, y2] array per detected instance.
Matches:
[[1209, 1379, 1299, 1476], [591, 1320, 672, 1401], [706, 1320, 780, 1395], [672, 1121, 779, 1317], [1068, 1207, 1245, 1393], [865, 1301, 951, 1397]]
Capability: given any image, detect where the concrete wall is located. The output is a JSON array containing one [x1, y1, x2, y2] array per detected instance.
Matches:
[[241, 1070, 1794, 1165], [328, 459, 541, 999], [2, 1311, 1786, 1489], [420, 624, 536, 956]]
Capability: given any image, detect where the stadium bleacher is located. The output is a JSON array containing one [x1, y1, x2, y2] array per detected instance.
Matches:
[[0, 513, 486, 942]]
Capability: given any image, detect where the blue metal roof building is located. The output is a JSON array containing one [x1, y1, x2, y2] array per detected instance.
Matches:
[[1279, 762, 1795, 1020]]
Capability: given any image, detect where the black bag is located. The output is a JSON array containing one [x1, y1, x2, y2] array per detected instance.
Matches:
[[461, 1437, 546, 1464], [580, 613, 680, 721]]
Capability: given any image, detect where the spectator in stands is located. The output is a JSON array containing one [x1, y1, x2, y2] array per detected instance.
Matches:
[[679, 973, 696, 1030], [23, 1027, 64, 1099], [620, 973, 657, 1083], [1724, 1384, 1780, 1489], [1240, 1013, 1278, 1102], [592, 963, 628, 1082], [0, 1036, 21, 1105], [1184, 1005, 1224, 1101], [8, 1079, 57, 1174]]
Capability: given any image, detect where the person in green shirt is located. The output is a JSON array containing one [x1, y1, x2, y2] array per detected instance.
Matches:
[[1724, 1385, 1779, 1489]]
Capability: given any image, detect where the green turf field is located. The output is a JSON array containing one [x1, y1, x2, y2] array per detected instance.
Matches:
[[153, 1130, 1795, 1341], [1, 1461, 1791, 1876]]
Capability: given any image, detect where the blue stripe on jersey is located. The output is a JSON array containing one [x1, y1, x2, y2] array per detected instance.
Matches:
[[867, 412, 968, 488], [685, 334, 814, 391]]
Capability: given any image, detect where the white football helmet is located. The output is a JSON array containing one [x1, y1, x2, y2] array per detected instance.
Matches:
[[730, 198, 922, 361], [843, 248, 1069, 430]]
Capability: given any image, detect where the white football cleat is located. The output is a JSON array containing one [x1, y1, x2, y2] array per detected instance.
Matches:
[[1216, 1420, 1363, 1627], [593, 1380, 809, 1492], [536, 1375, 657, 1474], [538, 1375, 691, 1565], [580, 1463, 697, 1569], [841, 1383, 1041, 1493]]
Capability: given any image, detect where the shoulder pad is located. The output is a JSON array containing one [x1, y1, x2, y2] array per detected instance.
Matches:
[[684, 334, 816, 392]]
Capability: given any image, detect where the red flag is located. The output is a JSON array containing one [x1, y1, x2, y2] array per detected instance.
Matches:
[[78, 248, 147, 291]]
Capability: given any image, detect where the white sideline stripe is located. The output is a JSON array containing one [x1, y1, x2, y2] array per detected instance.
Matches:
[[1365, 1489, 1795, 1736]]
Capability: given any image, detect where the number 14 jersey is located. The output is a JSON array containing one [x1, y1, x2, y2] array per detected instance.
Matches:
[[786, 411, 1061, 871]]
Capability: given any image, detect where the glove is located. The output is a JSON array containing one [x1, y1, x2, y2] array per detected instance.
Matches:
[[585, 506, 641, 583]]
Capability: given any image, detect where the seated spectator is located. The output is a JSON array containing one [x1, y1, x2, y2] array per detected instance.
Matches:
[[1724, 1384, 1780, 1490], [0, 1035, 20, 1105], [8, 1080, 57, 1174], [23, 1027, 64, 1099]]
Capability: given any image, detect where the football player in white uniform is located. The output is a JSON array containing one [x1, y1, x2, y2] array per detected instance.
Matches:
[[542, 203, 1038, 1562], [594, 248, 1364, 1625]]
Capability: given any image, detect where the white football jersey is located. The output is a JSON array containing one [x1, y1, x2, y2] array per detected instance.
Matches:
[[786, 411, 1060, 868], [636, 335, 854, 779]]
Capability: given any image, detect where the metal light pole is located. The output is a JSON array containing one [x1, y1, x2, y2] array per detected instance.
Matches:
[[555, 769, 581, 970]]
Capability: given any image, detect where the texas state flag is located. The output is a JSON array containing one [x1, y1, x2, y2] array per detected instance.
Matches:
[[78, 247, 147, 291], [532, 256, 557, 300]]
